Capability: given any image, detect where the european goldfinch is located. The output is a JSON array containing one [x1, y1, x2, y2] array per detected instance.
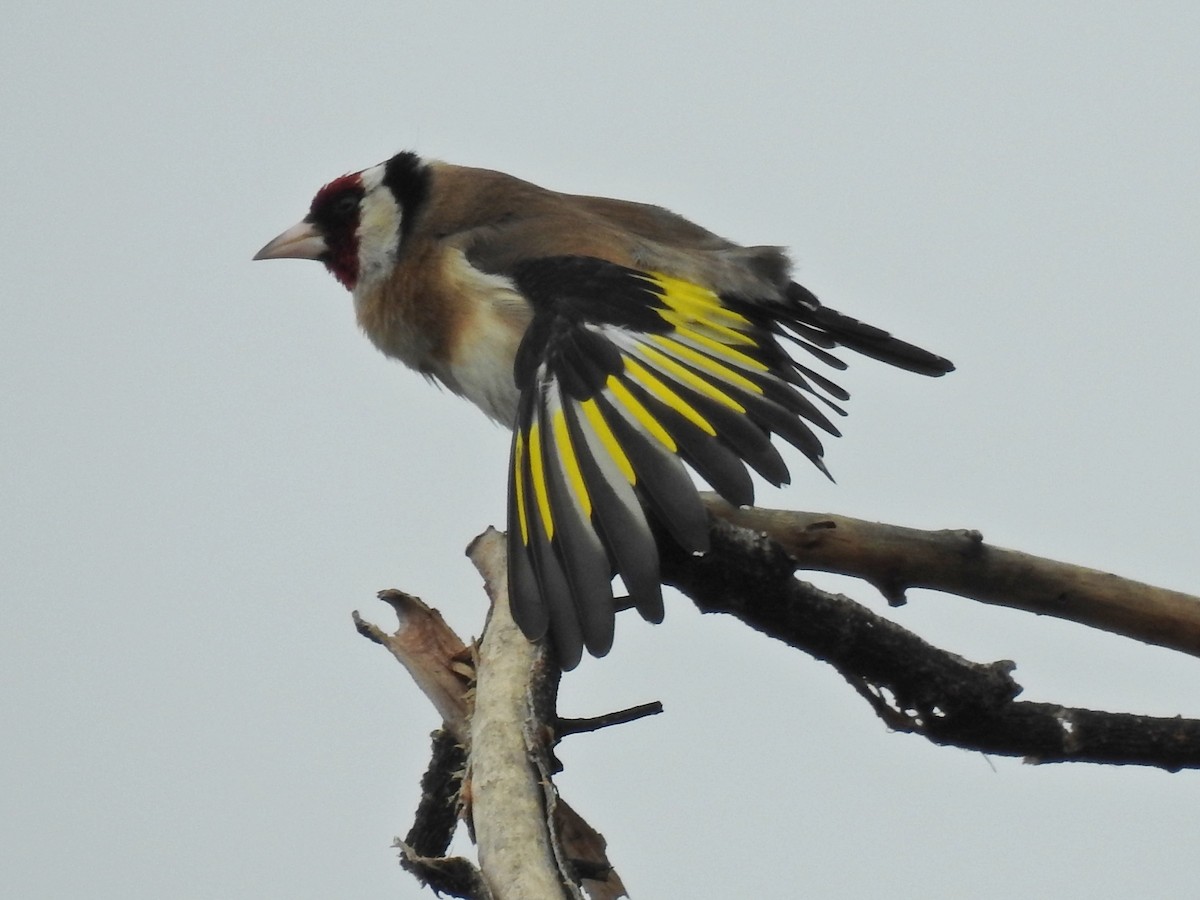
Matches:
[[255, 152, 953, 668]]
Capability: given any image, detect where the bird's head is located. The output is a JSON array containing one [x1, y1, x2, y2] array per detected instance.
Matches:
[[254, 151, 430, 292]]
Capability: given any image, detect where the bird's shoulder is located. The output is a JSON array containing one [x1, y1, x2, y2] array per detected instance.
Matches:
[[421, 162, 793, 298]]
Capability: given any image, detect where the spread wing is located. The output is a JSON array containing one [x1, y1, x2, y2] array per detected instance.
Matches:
[[505, 256, 850, 669]]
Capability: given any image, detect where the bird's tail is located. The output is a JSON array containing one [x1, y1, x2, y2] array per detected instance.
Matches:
[[784, 282, 955, 377]]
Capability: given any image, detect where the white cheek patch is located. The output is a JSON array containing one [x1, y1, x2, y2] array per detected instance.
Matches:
[[355, 164, 403, 287]]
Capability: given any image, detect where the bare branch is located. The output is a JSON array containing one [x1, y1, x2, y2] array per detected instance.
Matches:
[[394, 841, 493, 900], [358, 503, 1200, 900], [661, 512, 1200, 770], [466, 528, 577, 900], [402, 729, 466, 860], [557, 702, 665, 738], [703, 496, 1200, 658], [467, 529, 628, 900], [356, 532, 627, 899], [352, 590, 474, 735]]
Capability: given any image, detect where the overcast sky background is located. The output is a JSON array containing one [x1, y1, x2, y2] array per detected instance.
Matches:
[[4, 3, 1199, 898]]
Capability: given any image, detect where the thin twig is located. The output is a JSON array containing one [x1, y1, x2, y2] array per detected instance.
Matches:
[[557, 702, 665, 737]]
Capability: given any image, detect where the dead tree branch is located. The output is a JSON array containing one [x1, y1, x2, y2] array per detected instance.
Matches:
[[357, 506, 1200, 897], [355, 532, 626, 900], [466, 528, 581, 900], [661, 508, 1200, 770], [703, 496, 1200, 658]]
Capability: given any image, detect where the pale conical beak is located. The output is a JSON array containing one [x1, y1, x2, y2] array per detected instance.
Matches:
[[253, 220, 328, 261]]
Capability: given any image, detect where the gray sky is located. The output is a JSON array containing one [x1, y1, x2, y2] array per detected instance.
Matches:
[[4, 3, 1199, 898]]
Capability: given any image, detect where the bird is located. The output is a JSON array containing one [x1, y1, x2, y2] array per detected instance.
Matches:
[[255, 151, 954, 669]]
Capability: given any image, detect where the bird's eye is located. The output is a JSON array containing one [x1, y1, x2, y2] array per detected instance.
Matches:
[[330, 193, 358, 217]]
